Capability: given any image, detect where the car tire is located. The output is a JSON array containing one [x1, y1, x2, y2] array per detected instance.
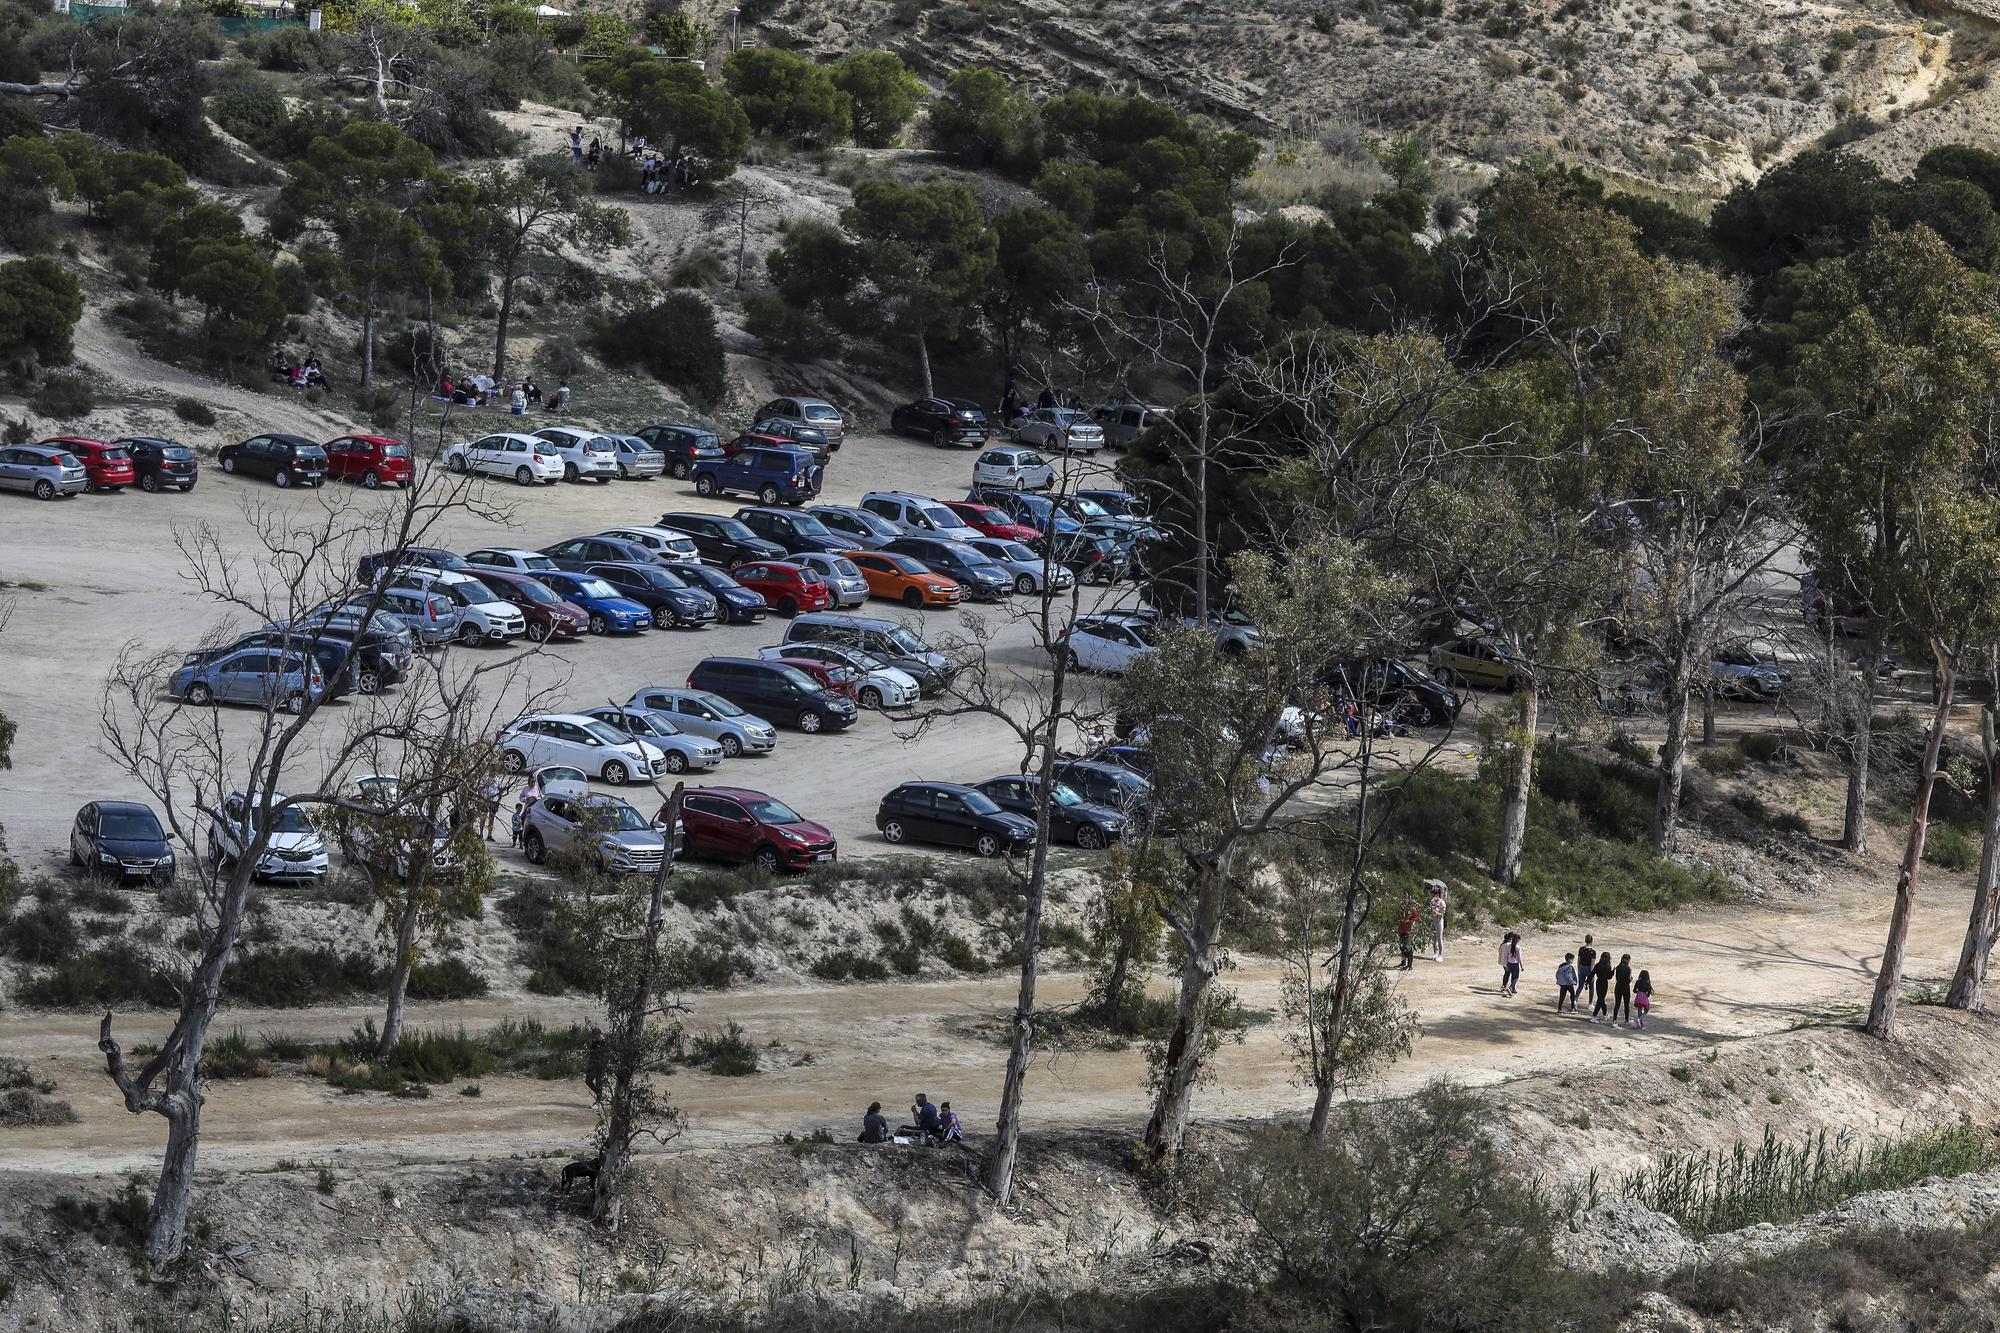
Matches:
[[33, 479, 55, 500], [516, 466, 535, 486], [284, 691, 307, 714], [357, 668, 382, 695], [595, 474, 610, 485], [1222, 640, 1246, 656], [523, 830, 545, 864], [975, 833, 1003, 858], [663, 750, 687, 774], [695, 474, 717, 496], [187, 682, 214, 705], [140, 473, 159, 493], [275, 469, 292, 489], [501, 748, 527, 773], [180, 484, 195, 493], [526, 621, 549, 643], [362, 469, 380, 488], [1415, 703, 1439, 728], [719, 734, 742, 758], [671, 459, 690, 479], [758, 484, 781, 506], [882, 818, 907, 844], [931, 429, 950, 448], [860, 685, 882, 709], [588, 613, 607, 635], [1015, 573, 1035, 595], [777, 596, 798, 618], [797, 710, 823, 734], [618, 464, 630, 479], [753, 845, 780, 872], [654, 609, 674, 630], [902, 588, 923, 609], [601, 760, 630, 785], [448, 454, 468, 474], [220, 456, 236, 474], [1065, 648, 1082, 672], [69, 843, 82, 867], [1076, 824, 1105, 850], [563, 462, 578, 482], [459, 622, 485, 646]]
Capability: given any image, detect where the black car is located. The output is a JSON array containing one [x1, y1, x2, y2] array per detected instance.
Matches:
[[1044, 529, 1127, 584], [1052, 759, 1152, 820], [217, 434, 327, 488], [1076, 488, 1139, 518], [70, 800, 175, 884], [975, 775, 1126, 850], [188, 626, 408, 695], [633, 423, 726, 480], [662, 560, 767, 624], [883, 536, 1013, 601], [889, 397, 989, 448], [544, 534, 663, 569], [1086, 745, 1154, 779], [687, 656, 857, 734], [119, 436, 199, 493], [732, 506, 852, 556], [807, 504, 904, 551], [658, 511, 786, 566], [357, 546, 472, 581], [876, 781, 1035, 857], [1327, 658, 1462, 729], [583, 561, 718, 629]]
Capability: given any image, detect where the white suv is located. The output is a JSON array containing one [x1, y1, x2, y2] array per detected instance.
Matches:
[[597, 525, 703, 563], [860, 491, 978, 542], [534, 427, 619, 483], [385, 570, 527, 646], [498, 713, 665, 785], [443, 433, 563, 485], [208, 791, 329, 881]]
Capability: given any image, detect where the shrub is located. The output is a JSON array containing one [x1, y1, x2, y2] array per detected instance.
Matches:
[[73, 880, 132, 915], [498, 882, 601, 995], [532, 333, 585, 384], [591, 293, 727, 407], [202, 1028, 271, 1079], [0, 1087, 78, 1126], [222, 946, 380, 1007], [406, 956, 490, 1000], [683, 943, 752, 989], [686, 1021, 758, 1075], [172, 396, 216, 426], [809, 949, 889, 982], [29, 370, 96, 420], [1695, 745, 1748, 775], [724, 48, 852, 146], [1737, 731, 1785, 763], [6, 900, 80, 963], [1925, 823, 1978, 872], [17, 941, 181, 1007], [1533, 746, 1650, 840]]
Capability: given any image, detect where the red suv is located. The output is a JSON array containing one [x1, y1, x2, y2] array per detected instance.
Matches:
[[670, 786, 836, 871], [475, 568, 589, 643], [325, 435, 413, 488], [46, 437, 135, 492], [728, 561, 833, 618], [720, 430, 790, 458], [944, 500, 1041, 544]]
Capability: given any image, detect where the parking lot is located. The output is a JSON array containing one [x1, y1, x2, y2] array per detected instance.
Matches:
[[0, 422, 1138, 870]]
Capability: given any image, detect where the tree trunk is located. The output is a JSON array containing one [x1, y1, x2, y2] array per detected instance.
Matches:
[[1102, 931, 1132, 1015], [1702, 684, 1715, 746], [986, 817, 1047, 1207], [376, 896, 422, 1059], [1193, 430, 1210, 622], [1844, 652, 1879, 854], [1142, 856, 1230, 1165], [491, 266, 517, 382], [146, 1085, 202, 1267], [360, 283, 378, 390], [1492, 681, 1539, 885], [1865, 644, 1955, 1038], [1652, 674, 1693, 852], [916, 329, 933, 398], [1947, 702, 2000, 1010]]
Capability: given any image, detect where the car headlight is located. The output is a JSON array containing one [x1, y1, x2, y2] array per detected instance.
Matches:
[[99, 851, 118, 863]]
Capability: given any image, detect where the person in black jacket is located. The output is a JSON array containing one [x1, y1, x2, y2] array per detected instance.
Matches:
[[1590, 951, 1614, 1023], [859, 1101, 890, 1143], [1612, 953, 1635, 1026], [1576, 934, 1597, 996]]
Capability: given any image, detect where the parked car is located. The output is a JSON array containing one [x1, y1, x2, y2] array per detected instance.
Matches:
[[676, 787, 835, 870], [1711, 642, 1793, 698], [441, 432, 564, 485], [475, 568, 589, 643], [337, 774, 454, 880], [747, 419, 831, 462], [633, 423, 726, 479], [657, 511, 786, 566], [324, 434, 412, 488], [1077, 488, 1140, 517], [764, 653, 861, 703], [597, 525, 704, 564], [208, 791, 329, 881], [170, 648, 326, 711], [543, 534, 659, 571], [783, 612, 953, 694], [520, 793, 666, 874], [1427, 634, 1525, 691], [1013, 407, 1105, 453], [807, 504, 904, 551], [971, 445, 1053, 490], [1051, 758, 1152, 820], [367, 585, 462, 646], [534, 426, 619, 482], [119, 436, 199, 492], [602, 434, 666, 479], [295, 601, 418, 656], [0, 443, 86, 499], [498, 713, 665, 784], [693, 443, 822, 506], [46, 437, 135, 492], [728, 560, 834, 617], [963, 487, 1083, 537], [70, 801, 175, 884], [687, 656, 858, 733], [1126, 606, 1260, 654], [876, 782, 1034, 857], [1089, 401, 1167, 448], [218, 434, 329, 488], [580, 705, 725, 774], [756, 395, 845, 449], [843, 548, 963, 610], [975, 775, 1127, 849], [624, 686, 779, 757], [466, 547, 559, 575], [759, 640, 918, 709], [883, 536, 1012, 602], [733, 506, 852, 555], [789, 552, 869, 608], [1044, 528, 1127, 584], [207, 625, 408, 696], [582, 561, 719, 629], [1325, 658, 1462, 729], [889, 397, 989, 448], [532, 570, 652, 635], [1057, 614, 1159, 673], [943, 500, 1042, 544], [961, 536, 1075, 595], [662, 560, 768, 624], [358, 547, 473, 581], [861, 491, 979, 541], [383, 570, 526, 646]]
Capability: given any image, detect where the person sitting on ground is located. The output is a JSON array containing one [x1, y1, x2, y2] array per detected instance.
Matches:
[[303, 359, 327, 389], [524, 379, 543, 406], [936, 1101, 963, 1145], [271, 351, 293, 384], [858, 1101, 890, 1144], [290, 364, 308, 388], [550, 383, 571, 411], [899, 1092, 940, 1139]]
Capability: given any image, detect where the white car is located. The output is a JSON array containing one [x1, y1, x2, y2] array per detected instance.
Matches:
[[972, 446, 1054, 491], [383, 569, 527, 646], [339, 774, 455, 879], [1059, 614, 1158, 674], [443, 433, 563, 486], [1013, 408, 1105, 454], [498, 713, 665, 785], [465, 547, 560, 575], [757, 641, 918, 709], [581, 706, 726, 773], [597, 525, 703, 564], [961, 536, 1076, 595], [208, 790, 329, 881], [859, 491, 979, 542], [534, 427, 619, 483]]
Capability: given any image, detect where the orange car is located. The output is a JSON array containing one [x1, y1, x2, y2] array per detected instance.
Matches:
[[843, 549, 964, 609]]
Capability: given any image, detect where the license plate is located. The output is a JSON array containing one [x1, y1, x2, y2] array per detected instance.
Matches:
[[814, 852, 833, 862]]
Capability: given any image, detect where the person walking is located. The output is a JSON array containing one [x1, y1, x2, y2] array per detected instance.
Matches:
[[1633, 969, 1653, 1030], [569, 125, 584, 164], [1590, 950, 1614, 1023], [1497, 932, 1522, 996], [584, 1024, 609, 1107], [1397, 901, 1419, 970], [1555, 952, 1579, 1014], [1576, 934, 1597, 996], [1612, 954, 1634, 1026], [1427, 882, 1447, 961]]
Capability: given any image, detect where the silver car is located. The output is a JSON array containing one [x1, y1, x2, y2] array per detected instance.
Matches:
[[0, 443, 88, 499], [1013, 407, 1105, 454], [962, 536, 1077, 596], [604, 434, 666, 479], [625, 686, 778, 758], [581, 705, 726, 774], [808, 504, 903, 551], [757, 395, 845, 448], [790, 552, 869, 608], [757, 641, 918, 709], [520, 792, 666, 874]]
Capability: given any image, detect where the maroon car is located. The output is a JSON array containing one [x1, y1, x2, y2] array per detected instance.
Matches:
[[474, 568, 588, 643], [728, 560, 833, 618], [670, 786, 836, 871]]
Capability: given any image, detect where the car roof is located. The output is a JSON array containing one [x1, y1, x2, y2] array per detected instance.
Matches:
[[689, 785, 774, 802], [340, 433, 403, 445], [471, 431, 547, 446], [42, 435, 109, 447], [266, 434, 320, 446], [517, 712, 613, 728], [92, 799, 156, 816], [785, 396, 837, 409]]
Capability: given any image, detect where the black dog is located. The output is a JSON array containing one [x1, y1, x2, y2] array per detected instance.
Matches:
[[559, 1152, 603, 1193]]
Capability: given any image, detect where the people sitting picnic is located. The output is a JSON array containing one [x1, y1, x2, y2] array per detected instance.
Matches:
[[549, 383, 571, 411], [900, 1092, 940, 1140], [936, 1101, 963, 1145], [523, 378, 543, 406], [858, 1101, 890, 1144]]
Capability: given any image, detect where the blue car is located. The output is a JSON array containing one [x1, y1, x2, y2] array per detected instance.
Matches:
[[691, 444, 822, 507], [533, 570, 652, 635], [170, 647, 327, 713]]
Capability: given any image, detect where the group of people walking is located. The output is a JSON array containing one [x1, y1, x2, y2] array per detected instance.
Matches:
[[1552, 933, 1653, 1028]]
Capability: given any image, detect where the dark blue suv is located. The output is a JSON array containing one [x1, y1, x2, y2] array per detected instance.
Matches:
[[692, 445, 821, 507]]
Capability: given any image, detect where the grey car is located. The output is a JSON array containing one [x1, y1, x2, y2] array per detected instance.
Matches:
[[757, 395, 845, 449], [961, 536, 1077, 596], [624, 686, 778, 758], [604, 434, 666, 479], [0, 443, 88, 499], [808, 504, 903, 551], [790, 552, 869, 608], [581, 705, 726, 774], [520, 792, 666, 874]]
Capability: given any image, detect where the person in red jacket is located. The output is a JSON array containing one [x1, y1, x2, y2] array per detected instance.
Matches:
[[1397, 901, 1420, 970]]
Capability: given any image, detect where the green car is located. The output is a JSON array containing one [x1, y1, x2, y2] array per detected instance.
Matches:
[[1426, 635, 1524, 691]]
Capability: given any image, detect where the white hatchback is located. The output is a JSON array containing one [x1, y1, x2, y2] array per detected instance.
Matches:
[[534, 427, 620, 483], [972, 446, 1054, 491], [466, 547, 560, 575], [443, 433, 563, 485], [498, 713, 665, 785]]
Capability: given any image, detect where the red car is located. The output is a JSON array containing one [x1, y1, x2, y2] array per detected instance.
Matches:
[[325, 434, 413, 488], [766, 654, 860, 701], [474, 568, 589, 643], [46, 437, 135, 492], [728, 560, 833, 618], [944, 500, 1041, 544], [670, 786, 837, 871]]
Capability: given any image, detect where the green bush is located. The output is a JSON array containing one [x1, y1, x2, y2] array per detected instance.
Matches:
[[1533, 746, 1650, 841], [1736, 731, 1786, 763], [222, 946, 381, 1007], [406, 956, 490, 1000], [1695, 745, 1749, 776], [723, 48, 852, 146], [498, 882, 602, 995], [1925, 823, 1979, 872], [683, 943, 752, 989], [203, 1028, 271, 1079], [591, 293, 727, 407], [30, 370, 96, 420], [173, 396, 216, 426], [686, 1021, 758, 1075], [6, 900, 80, 963], [17, 941, 181, 1007], [808, 949, 889, 982], [322, 1023, 495, 1095]]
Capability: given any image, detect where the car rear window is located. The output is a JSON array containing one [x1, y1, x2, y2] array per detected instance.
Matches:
[[803, 405, 839, 421], [383, 444, 409, 458]]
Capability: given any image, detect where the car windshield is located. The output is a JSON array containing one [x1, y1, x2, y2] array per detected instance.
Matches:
[[699, 691, 745, 717], [100, 810, 163, 839], [961, 790, 1001, 815], [1127, 622, 1160, 646], [886, 628, 927, 655], [582, 721, 629, 745], [631, 567, 685, 590], [511, 578, 562, 606], [745, 797, 802, 824], [641, 710, 682, 735], [712, 518, 757, 540], [678, 566, 726, 589], [575, 578, 618, 599], [920, 505, 967, 530], [381, 444, 409, 458], [51, 452, 80, 468], [955, 547, 996, 566], [686, 432, 720, 450], [803, 404, 839, 421], [255, 805, 312, 833], [885, 553, 928, 574], [104, 448, 129, 461], [1069, 496, 1109, 518], [614, 712, 666, 736], [539, 766, 586, 785], [823, 556, 859, 577], [446, 579, 500, 607], [1050, 784, 1084, 807], [594, 803, 649, 832], [994, 541, 1037, 562], [789, 513, 832, 537], [775, 665, 820, 692], [297, 446, 327, 462], [161, 446, 194, 460], [585, 436, 615, 452]]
